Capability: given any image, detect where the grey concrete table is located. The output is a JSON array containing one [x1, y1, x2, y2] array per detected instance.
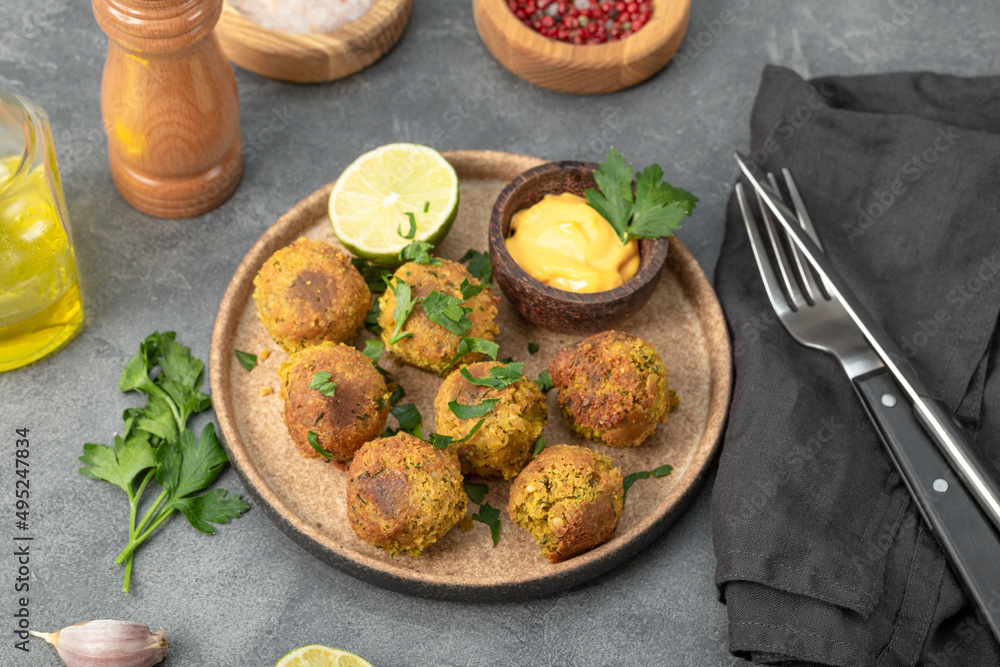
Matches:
[[1, 1, 997, 665]]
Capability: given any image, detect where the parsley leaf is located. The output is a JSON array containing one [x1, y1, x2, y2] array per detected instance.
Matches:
[[459, 277, 484, 300], [170, 488, 250, 535], [584, 147, 697, 243], [472, 502, 501, 546], [423, 201, 430, 213], [449, 398, 498, 420], [584, 147, 634, 242], [235, 349, 257, 371], [423, 291, 473, 337], [459, 249, 493, 283], [309, 371, 337, 398], [398, 212, 417, 239], [307, 431, 332, 460], [385, 278, 423, 345], [465, 482, 488, 504], [622, 464, 673, 498], [532, 435, 546, 458], [444, 337, 500, 371], [391, 403, 423, 439], [362, 339, 385, 364], [389, 384, 406, 407], [460, 363, 524, 391], [79, 434, 156, 495], [399, 240, 441, 266], [351, 257, 392, 294], [536, 369, 554, 393], [527, 342, 539, 355], [364, 299, 382, 335], [430, 417, 486, 450]]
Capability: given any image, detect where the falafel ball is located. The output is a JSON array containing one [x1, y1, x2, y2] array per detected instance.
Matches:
[[280, 342, 389, 462], [508, 444, 624, 562], [377, 259, 498, 374], [549, 330, 673, 448], [254, 238, 371, 353], [347, 432, 466, 556], [434, 361, 547, 479]]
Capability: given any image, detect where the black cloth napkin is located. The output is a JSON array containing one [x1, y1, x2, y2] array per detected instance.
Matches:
[[712, 65, 1000, 666]]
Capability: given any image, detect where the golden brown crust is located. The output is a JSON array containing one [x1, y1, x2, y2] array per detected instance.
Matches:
[[253, 238, 371, 353], [377, 260, 499, 374], [434, 361, 547, 479], [548, 330, 671, 447], [508, 444, 624, 562], [346, 432, 466, 556], [279, 342, 389, 462]]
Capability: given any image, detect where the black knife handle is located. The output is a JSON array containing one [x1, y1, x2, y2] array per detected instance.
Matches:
[[854, 368, 1000, 643]]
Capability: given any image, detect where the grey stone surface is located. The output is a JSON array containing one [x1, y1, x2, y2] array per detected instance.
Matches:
[[1, 0, 998, 665]]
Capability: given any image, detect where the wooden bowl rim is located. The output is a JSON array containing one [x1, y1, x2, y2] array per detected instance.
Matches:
[[473, 0, 687, 68], [209, 150, 731, 600], [219, 0, 409, 52], [489, 159, 670, 307]]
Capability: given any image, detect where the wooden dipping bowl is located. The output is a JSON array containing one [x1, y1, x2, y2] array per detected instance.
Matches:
[[216, 0, 412, 83], [473, 0, 690, 94], [488, 161, 670, 333]]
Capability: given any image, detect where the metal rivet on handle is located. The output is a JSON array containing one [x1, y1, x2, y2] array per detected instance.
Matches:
[[881, 393, 897, 407], [933, 479, 949, 493]]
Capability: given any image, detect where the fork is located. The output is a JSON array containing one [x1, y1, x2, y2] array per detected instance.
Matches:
[[737, 169, 1000, 644]]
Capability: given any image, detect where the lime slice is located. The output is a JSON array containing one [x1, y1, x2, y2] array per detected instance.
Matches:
[[275, 644, 374, 667], [329, 143, 459, 266]]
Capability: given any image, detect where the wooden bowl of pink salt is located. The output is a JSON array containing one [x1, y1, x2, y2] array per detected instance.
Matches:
[[217, 0, 412, 83]]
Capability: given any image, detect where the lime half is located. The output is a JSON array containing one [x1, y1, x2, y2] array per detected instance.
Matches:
[[329, 143, 459, 266], [275, 644, 374, 667]]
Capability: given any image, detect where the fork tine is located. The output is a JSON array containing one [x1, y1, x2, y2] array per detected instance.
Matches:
[[755, 175, 807, 310], [782, 168, 835, 297], [773, 171, 823, 304], [736, 183, 792, 316]]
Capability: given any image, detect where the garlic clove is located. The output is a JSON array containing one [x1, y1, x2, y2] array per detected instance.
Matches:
[[30, 620, 168, 667]]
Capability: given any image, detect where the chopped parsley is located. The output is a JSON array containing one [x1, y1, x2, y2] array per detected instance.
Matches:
[[352, 257, 392, 294], [527, 342, 539, 355], [532, 435, 546, 458], [472, 502, 501, 546], [622, 464, 673, 498], [535, 370, 554, 393], [390, 403, 423, 439], [235, 350, 257, 371], [307, 431, 332, 459], [423, 291, 473, 337], [362, 339, 385, 364], [459, 249, 493, 283], [460, 363, 524, 391], [309, 371, 337, 398], [399, 240, 440, 266], [459, 277, 484, 300], [398, 212, 417, 239], [448, 398, 498, 420], [385, 278, 422, 345], [465, 482, 489, 504]]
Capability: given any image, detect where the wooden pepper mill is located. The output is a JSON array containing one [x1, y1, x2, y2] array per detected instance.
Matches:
[[93, 0, 243, 218]]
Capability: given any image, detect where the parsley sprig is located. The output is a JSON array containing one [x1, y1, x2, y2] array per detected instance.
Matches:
[[585, 147, 697, 244], [622, 464, 674, 499], [79, 332, 249, 594]]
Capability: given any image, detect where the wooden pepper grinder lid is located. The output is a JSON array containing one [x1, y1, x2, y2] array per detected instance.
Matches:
[[93, 0, 243, 218]]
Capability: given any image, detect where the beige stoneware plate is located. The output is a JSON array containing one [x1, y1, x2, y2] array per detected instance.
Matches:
[[209, 150, 731, 600]]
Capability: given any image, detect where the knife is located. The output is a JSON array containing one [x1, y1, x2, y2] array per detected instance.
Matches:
[[735, 151, 1000, 537]]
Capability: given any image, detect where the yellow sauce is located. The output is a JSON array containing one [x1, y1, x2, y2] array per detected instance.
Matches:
[[505, 192, 639, 293]]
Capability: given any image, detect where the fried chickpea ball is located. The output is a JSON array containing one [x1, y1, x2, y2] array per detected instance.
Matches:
[[508, 444, 624, 562], [254, 238, 371, 353], [548, 330, 674, 448], [347, 432, 466, 556], [279, 342, 389, 462], [434, 361, 547, 479], [377, 259, 498, 374]]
